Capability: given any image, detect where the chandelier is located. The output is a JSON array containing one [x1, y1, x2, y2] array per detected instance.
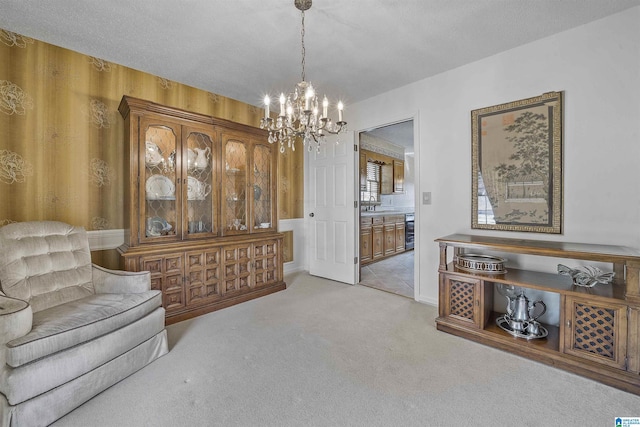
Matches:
[[260, 0, 347, 153]]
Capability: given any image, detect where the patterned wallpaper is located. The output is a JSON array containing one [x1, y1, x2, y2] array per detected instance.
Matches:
[[0, 29, 303, 234]]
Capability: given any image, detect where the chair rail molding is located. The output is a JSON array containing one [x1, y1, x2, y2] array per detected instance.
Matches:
[[87, 229, 125, 251]]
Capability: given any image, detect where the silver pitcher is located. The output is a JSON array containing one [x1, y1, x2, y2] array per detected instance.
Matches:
[[511, 293, 546, 322], [504, 291, 546, 333]]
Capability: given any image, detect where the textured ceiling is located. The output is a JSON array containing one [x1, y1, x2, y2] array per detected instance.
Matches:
[[363, 121, 415, 151], [1, 0, 638, 110]]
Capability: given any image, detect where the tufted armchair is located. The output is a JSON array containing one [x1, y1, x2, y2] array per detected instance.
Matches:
[[0, 221, 168, 426]]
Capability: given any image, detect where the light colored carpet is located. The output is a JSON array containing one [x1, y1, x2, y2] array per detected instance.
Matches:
[[53, 272, 640, 426]]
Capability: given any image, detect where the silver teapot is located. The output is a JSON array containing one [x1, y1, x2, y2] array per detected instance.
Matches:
[[508, 293, 546, 322], [503, 290, 546, 335]]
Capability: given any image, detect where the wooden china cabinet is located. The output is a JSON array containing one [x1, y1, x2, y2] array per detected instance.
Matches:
[[118, 96, 285, 324]]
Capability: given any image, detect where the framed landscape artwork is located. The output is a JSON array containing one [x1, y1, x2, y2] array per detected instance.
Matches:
[[471, 91, 563, 233]]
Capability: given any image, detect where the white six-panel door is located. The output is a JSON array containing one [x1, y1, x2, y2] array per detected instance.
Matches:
[[308, 131, 357, 284]]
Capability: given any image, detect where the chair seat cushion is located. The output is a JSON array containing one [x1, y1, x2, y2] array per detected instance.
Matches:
[[6, 290, 162, 367]]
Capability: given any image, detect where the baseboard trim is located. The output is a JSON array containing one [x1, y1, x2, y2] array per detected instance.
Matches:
[[416, 295, 438, 307], [284, 263, 304, 275]]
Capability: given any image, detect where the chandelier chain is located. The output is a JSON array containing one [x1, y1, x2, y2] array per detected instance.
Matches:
[[300, 11, 306, 82]]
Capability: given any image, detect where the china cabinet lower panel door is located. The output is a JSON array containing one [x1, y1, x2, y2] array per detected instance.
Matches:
[[141, 255, 185, 312], [185, 248, 223, 307], [564, 296, 628, 370], [223, 243, 253, 294], [253, 240, 279, 288]]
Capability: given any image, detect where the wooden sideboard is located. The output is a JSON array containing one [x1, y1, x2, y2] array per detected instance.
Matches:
[[436, 233, 640, 395]]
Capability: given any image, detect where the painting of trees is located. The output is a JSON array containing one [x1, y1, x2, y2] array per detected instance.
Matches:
[[471, 91, 562, 234], [494, 111, 550, 202]]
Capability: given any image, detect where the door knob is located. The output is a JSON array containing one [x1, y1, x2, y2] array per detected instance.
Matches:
[[309, 213, 315, 217]]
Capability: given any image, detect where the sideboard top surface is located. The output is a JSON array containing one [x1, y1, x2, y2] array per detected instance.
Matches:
[[436, 233, 640, 263]]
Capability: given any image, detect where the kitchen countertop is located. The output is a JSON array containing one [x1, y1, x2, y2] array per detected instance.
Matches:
[[361, 208, 414, 217]]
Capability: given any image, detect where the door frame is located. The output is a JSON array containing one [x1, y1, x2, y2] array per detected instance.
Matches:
[[355, 113, 420, 300]]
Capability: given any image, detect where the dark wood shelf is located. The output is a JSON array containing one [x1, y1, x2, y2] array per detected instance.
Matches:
[[436, 233, 640, 263], [442, 263, 626, 301]]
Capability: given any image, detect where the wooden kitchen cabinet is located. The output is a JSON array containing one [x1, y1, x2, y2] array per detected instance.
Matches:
[[393, 160, 404, 193], [384, 223, 396, 255], [395, 222, 406, 252], [362, 149, 404, 195], [118, 96, 285, 324], [372, 221, 384, 260], [360, 217, 373, 264], [360, 213, 407, 266], [436, 233, 640, 395]]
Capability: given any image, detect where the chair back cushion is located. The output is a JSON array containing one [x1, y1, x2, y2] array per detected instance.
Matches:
[[0, 221, 94, 312]]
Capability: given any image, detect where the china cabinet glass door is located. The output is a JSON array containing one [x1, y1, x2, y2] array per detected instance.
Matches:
[[251, 143, 274, 232], [141, 120, 179, 242], [222, 135, 249, 235], [184, 127, 217, 238]]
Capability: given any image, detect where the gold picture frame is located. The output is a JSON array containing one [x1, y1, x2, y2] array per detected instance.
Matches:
[[471, 91, 563, 233]]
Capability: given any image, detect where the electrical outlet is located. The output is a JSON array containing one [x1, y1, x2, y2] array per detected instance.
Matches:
[[423, 192, 432, 205]]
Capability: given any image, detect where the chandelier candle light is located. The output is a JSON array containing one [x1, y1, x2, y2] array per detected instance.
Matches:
[[260, 0, 347, 153]]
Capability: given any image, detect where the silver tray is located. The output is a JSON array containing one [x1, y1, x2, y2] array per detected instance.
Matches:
[[455, 254, 506, 274], [496, 315, 548, 340]]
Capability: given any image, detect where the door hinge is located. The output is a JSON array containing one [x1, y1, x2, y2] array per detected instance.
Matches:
[[354, 257, 358, 264], [354, 144, 358, 152], [354, 201, 358, 208]]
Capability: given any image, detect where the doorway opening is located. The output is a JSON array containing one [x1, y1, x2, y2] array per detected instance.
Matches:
[[358, 120, 415, 298]]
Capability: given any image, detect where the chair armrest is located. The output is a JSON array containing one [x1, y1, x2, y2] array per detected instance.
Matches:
[[0, 294, 32, 367], [92, 264, 151, 294]]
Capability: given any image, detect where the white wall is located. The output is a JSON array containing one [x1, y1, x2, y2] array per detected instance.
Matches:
[[348, 8, 640, 305]]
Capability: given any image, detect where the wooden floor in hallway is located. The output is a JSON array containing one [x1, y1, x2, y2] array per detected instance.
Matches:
[[359, 250, 414, 298]]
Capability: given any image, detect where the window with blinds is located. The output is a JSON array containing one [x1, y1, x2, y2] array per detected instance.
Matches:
[[362, 161, 381, 202]]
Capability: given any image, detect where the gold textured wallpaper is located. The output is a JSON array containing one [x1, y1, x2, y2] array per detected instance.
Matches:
[[0, 29, 303, 237]]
